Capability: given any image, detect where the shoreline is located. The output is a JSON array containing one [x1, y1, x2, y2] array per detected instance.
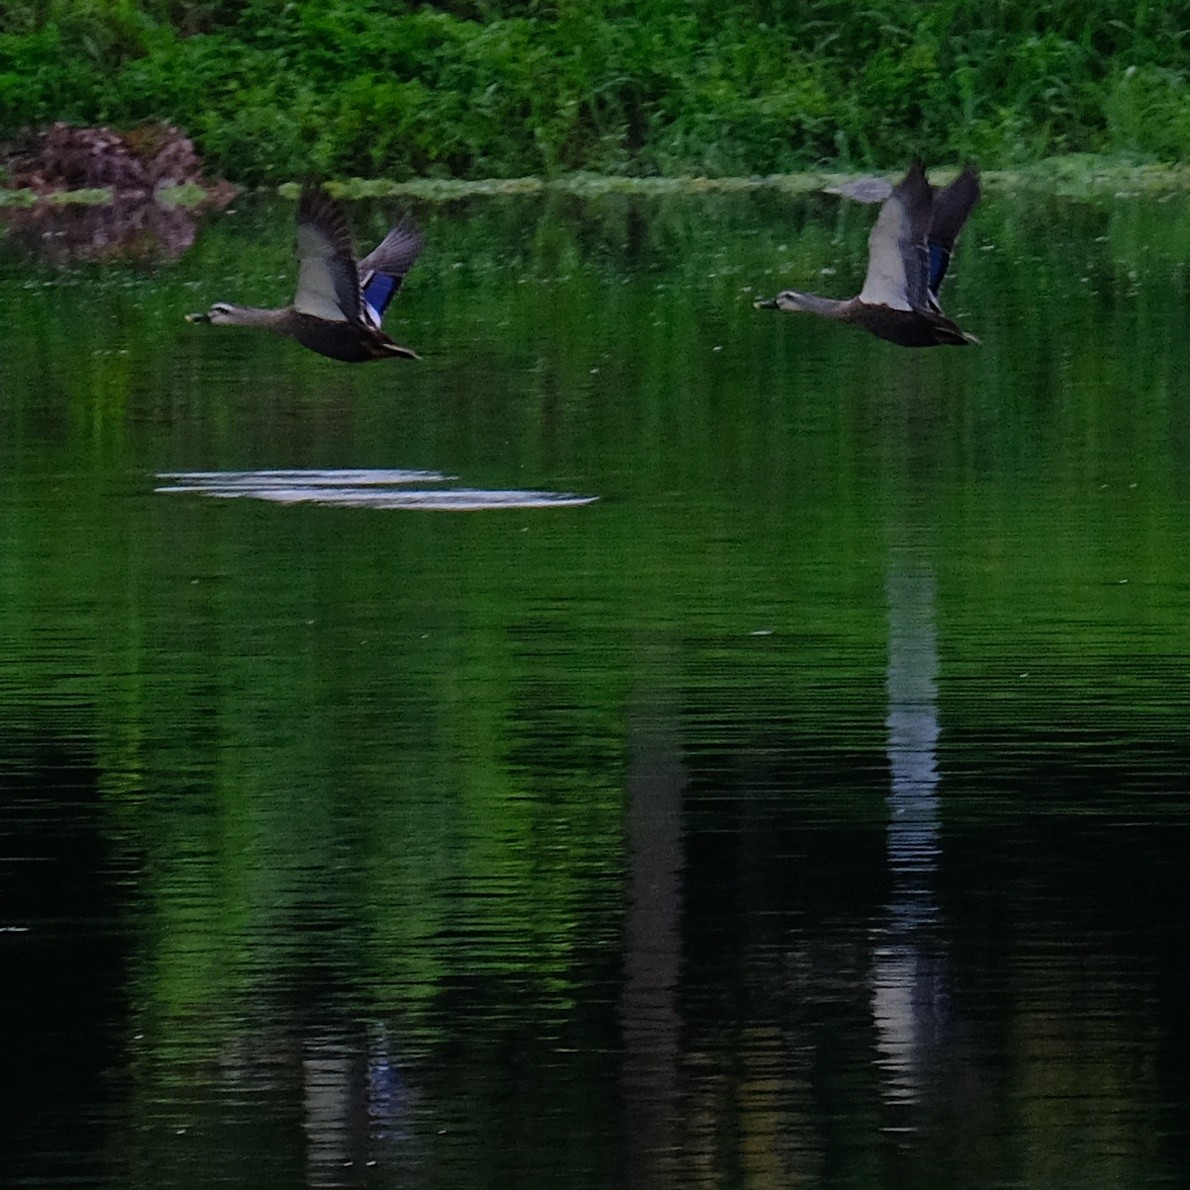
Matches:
[[4, 155, 1189, 210]]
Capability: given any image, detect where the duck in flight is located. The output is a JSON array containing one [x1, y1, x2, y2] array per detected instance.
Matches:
[[754, 160, 980, 347], [187, 183, 424, 362]]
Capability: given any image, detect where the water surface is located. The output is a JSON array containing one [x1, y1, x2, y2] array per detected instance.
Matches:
[[1, 184, 1188, 1188]]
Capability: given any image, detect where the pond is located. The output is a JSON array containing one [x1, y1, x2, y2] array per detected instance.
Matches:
[[1, 180, 1189, 1188]]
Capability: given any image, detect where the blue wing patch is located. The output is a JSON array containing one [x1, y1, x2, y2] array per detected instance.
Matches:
[[927, 243, 951, 298], [363, 273, 400, 326]]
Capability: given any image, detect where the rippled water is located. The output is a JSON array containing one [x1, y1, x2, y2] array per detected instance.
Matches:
[[1, 185, 1189, 1188]]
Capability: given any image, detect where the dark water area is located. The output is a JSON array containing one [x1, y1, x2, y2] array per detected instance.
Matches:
[[1, 183, 1189, 1188]]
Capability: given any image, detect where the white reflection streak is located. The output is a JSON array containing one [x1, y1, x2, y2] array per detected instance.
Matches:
[[303, 1034, 356, 1187], [872, 555, 943, 1104], [157, 468, 452, 486], [155, 469, 598, 511]]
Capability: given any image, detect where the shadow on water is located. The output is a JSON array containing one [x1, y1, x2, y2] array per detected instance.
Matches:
[[0, 721, 132, 1188], [2, 184, 1190, 1188]]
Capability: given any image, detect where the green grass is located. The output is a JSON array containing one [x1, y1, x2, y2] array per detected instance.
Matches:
[[2, 1, 1188, 185]]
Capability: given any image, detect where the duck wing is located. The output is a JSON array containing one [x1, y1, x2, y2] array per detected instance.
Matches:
[[293, 183, 364, 323], [857, 160, 933, 311], [359, 221, 425, 328], [823, 175, 893, 204], [926, 166, 980, 299]]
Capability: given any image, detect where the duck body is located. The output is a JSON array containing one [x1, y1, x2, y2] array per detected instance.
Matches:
[[187, 183, 424, 362], [755, 160, 980, 348], [757, 292, 971, 348]]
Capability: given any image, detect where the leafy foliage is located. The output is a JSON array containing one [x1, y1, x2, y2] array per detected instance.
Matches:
[[1, 0, 1188, 183]]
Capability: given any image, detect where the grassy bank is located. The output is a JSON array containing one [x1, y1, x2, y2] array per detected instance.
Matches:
[[2, 2, 1188, 186]]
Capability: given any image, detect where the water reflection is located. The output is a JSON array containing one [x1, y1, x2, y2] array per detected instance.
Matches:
[[2, 186, 1189, 1188], [303, 1029, 394, 1187], [873, 551, 945, 1106], [156, 469, 598, 510], [0, 198, 208, 264], [621, 685, 686, 1183]]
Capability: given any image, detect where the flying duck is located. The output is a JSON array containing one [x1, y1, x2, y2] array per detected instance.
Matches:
[[187, 182, 424, 362], [754, 161, 980, 347]]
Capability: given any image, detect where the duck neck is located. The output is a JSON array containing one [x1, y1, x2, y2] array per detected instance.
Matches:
[[786, 292, 853, 321], [219, 305, 292, 333]]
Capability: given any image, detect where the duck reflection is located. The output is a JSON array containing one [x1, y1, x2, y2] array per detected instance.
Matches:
[[871, 550, 946, 1103], [301, 1025, 416, 1184], [620, 686, 686, 1182]]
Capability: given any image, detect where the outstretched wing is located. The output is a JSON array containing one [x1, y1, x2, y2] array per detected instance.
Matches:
[[294, 183, 363, 323], [926, 166, 980, 299], [823, 175, 893, 204], [857, 160, 933, 311], [359, 221, 425, 328]]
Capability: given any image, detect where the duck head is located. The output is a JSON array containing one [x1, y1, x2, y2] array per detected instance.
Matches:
[[185, 302, 243, 325]]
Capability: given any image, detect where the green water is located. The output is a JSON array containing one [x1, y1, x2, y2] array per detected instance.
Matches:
[[1, 185, 1188, 1188]]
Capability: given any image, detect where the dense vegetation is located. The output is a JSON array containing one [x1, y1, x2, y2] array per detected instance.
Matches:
[[2, 1, 1188, 185]]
